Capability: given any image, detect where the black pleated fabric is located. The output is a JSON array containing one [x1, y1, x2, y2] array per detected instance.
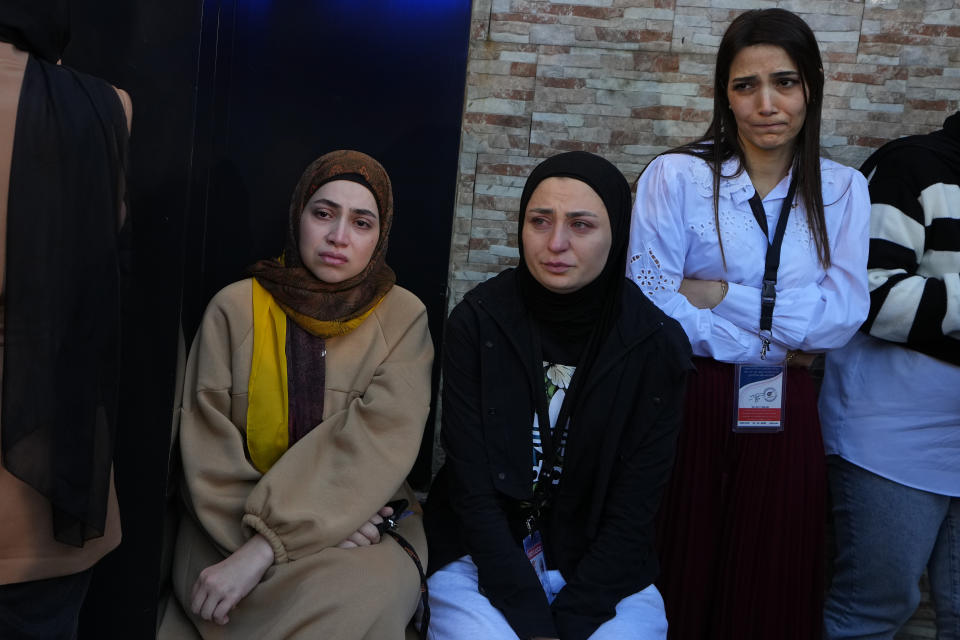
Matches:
[[1, 55, 128, 547], [656, 358, 826, 640]]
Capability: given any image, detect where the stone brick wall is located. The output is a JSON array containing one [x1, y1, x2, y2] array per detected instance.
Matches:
[[448, 0, 960, 310]]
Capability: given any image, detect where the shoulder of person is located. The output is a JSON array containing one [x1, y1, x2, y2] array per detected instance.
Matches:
[[188, 279, 255, 355], [643, 151, 705, 179], [41, 60, 132, 134], [619, 281, 692, 362], [461, 269, 517, 306], [205, 278, 254, 325], [447, 269, 518, 332], [638, 152, 720, 204], [0, 41, 28, 65], [375, 284, 427, 319], [111, 86, 133, 132], [819, 156, 868, 203], [371, 285, 431, 346], [865, 135, 959, 194]]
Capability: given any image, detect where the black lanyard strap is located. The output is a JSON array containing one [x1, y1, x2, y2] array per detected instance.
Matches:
[[746, 176, 797, 359]]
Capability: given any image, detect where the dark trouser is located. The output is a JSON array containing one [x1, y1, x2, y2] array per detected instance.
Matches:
[[0, 569, 93, 640]]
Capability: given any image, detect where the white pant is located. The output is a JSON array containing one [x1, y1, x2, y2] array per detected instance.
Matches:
[[426, 555, 668, 640]]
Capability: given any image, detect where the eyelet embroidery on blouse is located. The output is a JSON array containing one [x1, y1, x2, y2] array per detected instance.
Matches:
[[686, 209, 748, 247], [688, 219, 713, 240], [720, 209, 756, 239], [687, 157, 754, 201], [670, 156, 834, 265], [629, 249, 675, 295]]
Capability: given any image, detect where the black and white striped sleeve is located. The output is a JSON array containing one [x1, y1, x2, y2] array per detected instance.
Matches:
[[861, 144, 960, 365]]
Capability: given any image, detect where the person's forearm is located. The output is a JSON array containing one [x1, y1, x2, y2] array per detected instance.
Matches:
[[240, 533, 275, 569]]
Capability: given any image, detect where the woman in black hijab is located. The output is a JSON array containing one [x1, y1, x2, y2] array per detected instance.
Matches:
[[425, 151, 692, 640], [0, 1, 131, 637]]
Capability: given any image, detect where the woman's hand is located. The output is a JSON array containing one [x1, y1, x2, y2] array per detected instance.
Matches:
[[679, 278, 727, 309], [191, 533, 274, 625], [787, 350, 819, 368], [335, 505, 395, 549]]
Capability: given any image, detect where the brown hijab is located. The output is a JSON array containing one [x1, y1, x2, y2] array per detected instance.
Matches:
[[248, 150, 396, 324]]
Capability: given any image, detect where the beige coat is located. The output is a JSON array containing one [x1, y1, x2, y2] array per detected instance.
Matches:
[[159, 278, 433, 640], [0, 42, 130, 586]]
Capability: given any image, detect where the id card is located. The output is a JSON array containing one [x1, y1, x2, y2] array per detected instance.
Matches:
[[522, 529, 556, 602], [733, 364, 785, 432]]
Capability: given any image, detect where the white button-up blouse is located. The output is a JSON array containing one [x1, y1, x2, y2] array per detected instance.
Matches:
[[628, 152, 871, 365]]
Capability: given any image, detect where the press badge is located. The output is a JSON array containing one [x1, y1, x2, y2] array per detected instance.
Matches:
[[733, 364, 785, 432], [522, 529, 557, 602]]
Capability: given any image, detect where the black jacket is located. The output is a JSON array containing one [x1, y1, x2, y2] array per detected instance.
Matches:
[[426, 269, 691, 640]]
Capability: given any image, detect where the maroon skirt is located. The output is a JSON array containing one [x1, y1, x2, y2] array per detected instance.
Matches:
[[656, 358, 825, 640]]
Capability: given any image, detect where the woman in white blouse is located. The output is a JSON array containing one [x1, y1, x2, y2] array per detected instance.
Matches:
[[628, 9, 869, 640]]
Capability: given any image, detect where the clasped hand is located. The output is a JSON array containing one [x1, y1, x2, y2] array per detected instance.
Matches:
[[191, 533, 274, 625], [336, 504, 396, 549], [191, 505, 396, 625], [678, 277, 725, 309], [679, 278, 818, 367]]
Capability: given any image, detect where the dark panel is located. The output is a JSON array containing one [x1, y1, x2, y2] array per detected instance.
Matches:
[[65, 0, 204, 637]]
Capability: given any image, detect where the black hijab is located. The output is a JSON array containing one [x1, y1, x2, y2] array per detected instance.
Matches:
[[516, 152, 632, 501], [0, 0, 70, 63], [516, 151, 632, 363], [1, 4, 128, 547]]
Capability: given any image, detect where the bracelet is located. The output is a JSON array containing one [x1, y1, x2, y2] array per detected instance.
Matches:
[[784, 350, 797, 366], [718, 279, 728, 303]]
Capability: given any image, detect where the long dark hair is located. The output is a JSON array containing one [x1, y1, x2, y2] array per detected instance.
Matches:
[[672, 8, 830, 269]]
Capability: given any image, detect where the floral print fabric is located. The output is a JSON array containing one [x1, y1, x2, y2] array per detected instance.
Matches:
[[532, 362, 576, 490]]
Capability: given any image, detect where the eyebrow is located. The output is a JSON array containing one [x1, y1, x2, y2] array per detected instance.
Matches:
[[731, 70, 801, 83], [314, 197, 378, 219], [528, 207, 599, 218]]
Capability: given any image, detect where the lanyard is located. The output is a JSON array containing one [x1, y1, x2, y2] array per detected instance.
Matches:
[[746, 176, 797, 360], [528, 319, 574, 513]]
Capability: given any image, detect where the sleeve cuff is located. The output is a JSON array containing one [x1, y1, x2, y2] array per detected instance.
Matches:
[[242, 513, 288, 564], [713, 281, 758, 326]]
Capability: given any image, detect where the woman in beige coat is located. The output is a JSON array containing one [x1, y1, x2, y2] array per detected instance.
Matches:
[[159, 150, 433, 640]]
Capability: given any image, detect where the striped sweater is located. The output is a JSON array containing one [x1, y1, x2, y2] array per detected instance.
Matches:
[[861, 111, 960, 365]]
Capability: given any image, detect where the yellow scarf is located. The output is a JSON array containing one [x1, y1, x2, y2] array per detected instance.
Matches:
[[246, 279, 381, 473]]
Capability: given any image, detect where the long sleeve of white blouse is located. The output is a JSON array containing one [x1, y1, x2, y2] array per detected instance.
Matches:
[[627, 153, 871, 365]]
